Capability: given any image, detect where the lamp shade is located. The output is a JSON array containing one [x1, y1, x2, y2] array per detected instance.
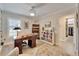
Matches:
[[13, 27, 21, 30]]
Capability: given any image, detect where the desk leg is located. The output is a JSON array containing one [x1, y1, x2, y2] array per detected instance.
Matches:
[[28, 40, 32, 47], [28, 36, 36, 48]]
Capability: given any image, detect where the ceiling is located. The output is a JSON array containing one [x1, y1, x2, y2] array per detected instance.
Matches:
[[0, 3, 76, 17]]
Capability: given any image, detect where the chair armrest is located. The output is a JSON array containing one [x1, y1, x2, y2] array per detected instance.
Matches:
[[7, 47, 19, 56]]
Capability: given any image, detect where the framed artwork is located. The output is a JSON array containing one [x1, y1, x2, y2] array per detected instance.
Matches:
[[66, 18, 74, 37], [68, 27, 73, 36], [24, 22, 29, 29], [45, 21, 51, 27]]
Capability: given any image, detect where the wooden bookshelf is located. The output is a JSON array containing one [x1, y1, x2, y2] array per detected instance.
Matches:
[[32, 24, 40, 39]]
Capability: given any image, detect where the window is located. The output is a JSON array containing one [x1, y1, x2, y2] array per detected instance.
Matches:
[[8, 18, 21, 39]]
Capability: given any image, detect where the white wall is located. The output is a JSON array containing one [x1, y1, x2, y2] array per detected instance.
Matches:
[[38, 6, 77, 55], [0, 9, 1, 45], [77, 3, 79, 55], [58, 14, 77, 55], [0, 10, 37, 44]]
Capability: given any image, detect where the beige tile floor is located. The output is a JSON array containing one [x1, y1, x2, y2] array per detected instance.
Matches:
[[20, 40, 70, 56]]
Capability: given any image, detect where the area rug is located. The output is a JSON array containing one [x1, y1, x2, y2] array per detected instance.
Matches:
[[35, 43, 70, 56], [21, 40, 70, 56]]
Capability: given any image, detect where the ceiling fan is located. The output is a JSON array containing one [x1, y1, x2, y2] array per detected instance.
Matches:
[[29, 3, 46, 16], [29, 6, 36, 16]]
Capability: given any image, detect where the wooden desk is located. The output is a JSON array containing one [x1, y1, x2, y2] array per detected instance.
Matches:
[[14, 34, 37, 54]]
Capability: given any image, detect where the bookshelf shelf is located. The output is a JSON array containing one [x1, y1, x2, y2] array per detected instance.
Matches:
[[32, 24, 40, 39]]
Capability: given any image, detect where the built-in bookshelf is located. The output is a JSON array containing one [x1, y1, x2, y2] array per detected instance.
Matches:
[[41, 27, 53, 43], [32, 24, 40, 39], [41, 21, 54, 44]]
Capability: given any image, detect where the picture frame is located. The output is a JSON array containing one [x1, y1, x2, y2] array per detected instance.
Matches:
[[66, 18, 74, 37], [24, 22, 29, 29]]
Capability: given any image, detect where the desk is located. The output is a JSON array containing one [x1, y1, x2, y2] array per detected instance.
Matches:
[[14, 34, 37, 54]]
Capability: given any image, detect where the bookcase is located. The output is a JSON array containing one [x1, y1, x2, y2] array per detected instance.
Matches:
[[41, 27, 53, 43], [32, 24, 40, 39], [41, 21, 54, 44]]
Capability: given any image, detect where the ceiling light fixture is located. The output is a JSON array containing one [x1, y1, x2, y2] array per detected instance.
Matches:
[[30, 6, 36, 16], [30, 12, 35, 16]]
